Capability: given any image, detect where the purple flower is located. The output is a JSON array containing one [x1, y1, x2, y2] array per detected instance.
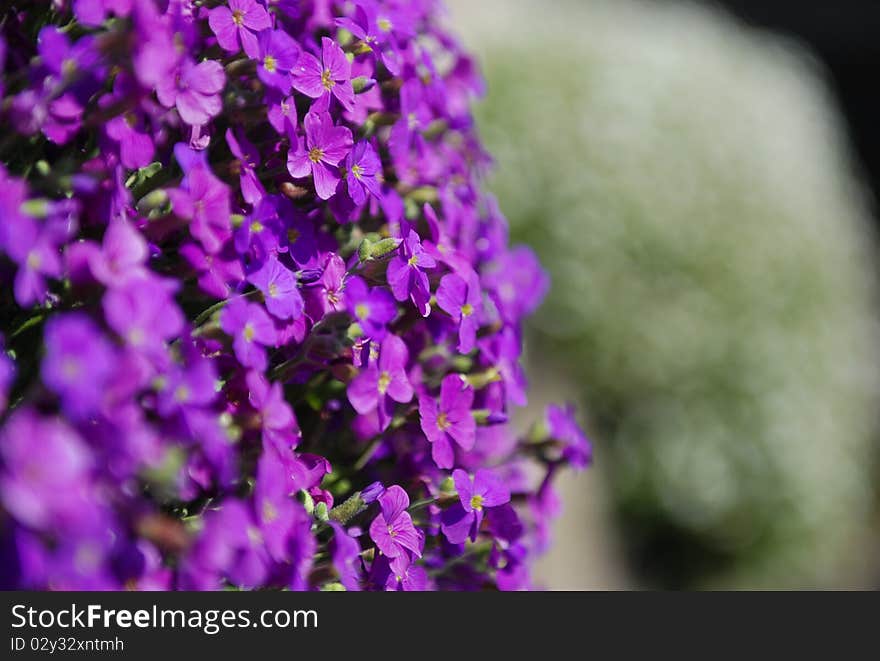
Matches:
[[247, 370, 299, 443], [386, 230, 435, 317], [482, 246, 550, 324], [156, 58, 226, 127], [156, 355, 217, 416], [419, 373, 476, 469], [436, 271, 482, 353], [83, 219, 148, 286], [305, 252, 347, 317], [347, 335, 413, 430], [368, 485, 422, 559], [292, 37, 355, 112], [345, 141, 382, 205], [335, 2, 404, 75], [547, 403, 593, 469], [180, 242, 244, 299], [168, 164, 232, 254], [345, 275, 396, 340], [209, 0, 272, 59], [0, 409, 94, 532], [441, 469, 510, 544], [247, 255, 304, 320], [103, 276, 184, 356], [287, 111, 353, 200], [330, 522, 362, 591], [42, 313, 115, 419], [256, 30, 301, 93], [4, 216, 64, 307], [226, 128, 265, 205], [220, 298, 277, 370]]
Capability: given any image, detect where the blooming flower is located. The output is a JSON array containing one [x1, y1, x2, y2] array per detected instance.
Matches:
[[226, 128, 265, 205], [348, 334, 413, 430], [292, 37, 355, 112], [156, 58, 226, 127], [287, 111, 353, 200], [546, 403, 593, 469], [247, 255, 304, 320], [167, 164, 232, 254], [0, 0, 586, 592], [387, 229, 436, 316], [256, 29, 301, 93], [344, 141, 382, 205], [419, 373, 476, 469], [220, 298, 277, 370], [441, 469, 510, 544], [42, 313, 115, 419], [345, 275, 396, 340], [436, 271, 482, 353], [209, 0, 272, 59], [368, 485, 422, 559]]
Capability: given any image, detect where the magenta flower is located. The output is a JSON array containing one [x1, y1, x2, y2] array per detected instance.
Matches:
[[546, 404, 593, 469], [247, 370, 299, 443], [0, 409, 93, 532], [287, 111, 353, 200], [5, 217, 64, 306], [292, 37, 355, 112], [345, 275, 396, 340], [220, 298, 277, 370], [81, 219, 148, 286], [368, 485, 422, 559], [180, 242, 244, 299], [387, 230, 435, 317], [441, 469, 510, 544], [419, 373, 476, 469], [304, 252, 347, 317], [436, 271, 482, 353], [247, 255, 304, 320], [156, 58, 225, 127], [226, 128, 265, 205], [330, 522, 362, 591], [347, 334, 413, 430], [103, 276, 184, 356], [167, 165, 232, 254], [42, 313, 115, 420], [256, 30, 301, 93], [345, 141, 382, 205], [209, 0, 272, 59]]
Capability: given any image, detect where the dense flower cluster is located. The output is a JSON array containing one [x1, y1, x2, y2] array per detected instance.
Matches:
[[0, 0, 590, 590]]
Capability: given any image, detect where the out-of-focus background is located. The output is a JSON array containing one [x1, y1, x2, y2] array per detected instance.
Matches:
[[447, 0, 880, 588]]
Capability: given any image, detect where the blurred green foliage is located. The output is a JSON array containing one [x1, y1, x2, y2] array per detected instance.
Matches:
[[452, 0, 880, 587]]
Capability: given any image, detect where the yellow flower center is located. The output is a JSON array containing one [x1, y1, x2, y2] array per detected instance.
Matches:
[[387, 524, 397, 537], [263, 54, 277, 73], [268, 282, 279, 298], [350, 164, 363, 180], [436, 412, 451, 431], [407, 254, 418, 267], [377, 370, 391, 394], [321, 69, 335, 90], [243, 323, 255, 342], [262, 500, 278, 523], [26, 251, 41, 269], [128, 328, 144, 346], [355, 303, 369, 320], [173, 385, 190, 403], [61, 358, 79, 380], [232, 9, 244, 26], [377, 17, 393, 32], [247, 526, 263, 545], [461, 303, 474, 317], [470, 494, 484, 511], [407, 112, 419, 130], [308, 147, 324, 163], [250, 220, 264, 233]]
